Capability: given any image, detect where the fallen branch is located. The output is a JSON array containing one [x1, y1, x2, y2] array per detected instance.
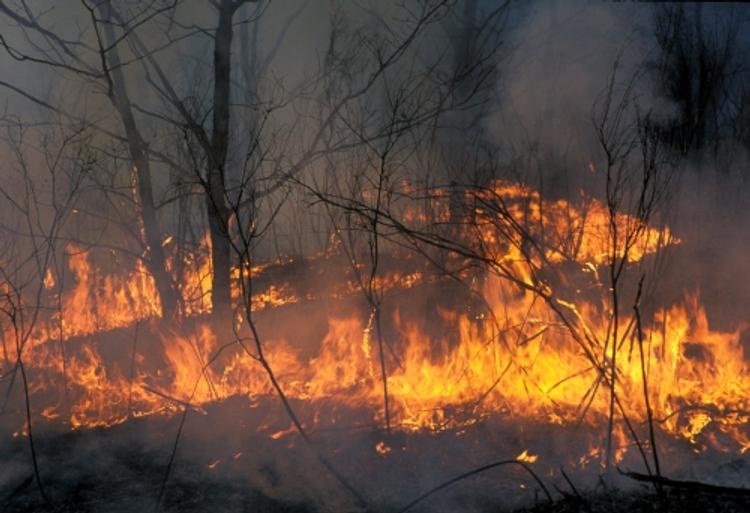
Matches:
[[620, 469, 750, 497]]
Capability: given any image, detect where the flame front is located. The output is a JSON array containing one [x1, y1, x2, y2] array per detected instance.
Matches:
[[9, 180, 749, 468]]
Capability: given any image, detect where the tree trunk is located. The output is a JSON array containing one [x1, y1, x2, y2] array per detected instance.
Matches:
[[100, 5, 179, 320], [206, 0, 240, 325]]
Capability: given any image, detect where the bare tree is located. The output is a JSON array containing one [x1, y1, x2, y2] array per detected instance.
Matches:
[[124, 0, 510, 505], [0, 0, 181, 317], [0, 116, 89, 504], [592, 60, 673, 472], [650, 3, 742, 158]]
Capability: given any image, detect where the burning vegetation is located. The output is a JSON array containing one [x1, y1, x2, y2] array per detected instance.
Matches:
[[1, 1, 750, 513]]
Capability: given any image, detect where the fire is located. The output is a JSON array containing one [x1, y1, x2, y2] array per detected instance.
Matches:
[[516, 450, 538, 463], [269, 425, 297, 440], [56, 247, 161, 340], [375, 441, 392, 455], [469, 181, 677, 267], [8, 179, 749, 469]]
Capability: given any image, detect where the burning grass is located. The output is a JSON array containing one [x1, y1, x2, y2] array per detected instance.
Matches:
[[3, 179, 750, 511]]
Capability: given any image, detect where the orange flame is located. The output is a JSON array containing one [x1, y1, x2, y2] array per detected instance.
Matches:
[[13, 179, 748, 469]]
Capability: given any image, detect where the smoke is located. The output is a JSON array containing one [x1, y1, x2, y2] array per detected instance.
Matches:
[[490, 2, 656, 187], [489, 1, 750, 336]]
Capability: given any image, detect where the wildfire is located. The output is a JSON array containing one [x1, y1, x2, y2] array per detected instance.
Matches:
[[7, 179, 748, 470]]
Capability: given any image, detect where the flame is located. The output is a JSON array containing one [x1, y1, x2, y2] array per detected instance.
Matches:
[[36, 248, 162, 341], [43, 268, 56, 290], [12, 179, 750, 469], [375, 441, 392, 455], [516, 450, 538, 463]]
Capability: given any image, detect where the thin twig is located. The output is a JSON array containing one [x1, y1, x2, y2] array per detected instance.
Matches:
[[396, 459, 552, 513]]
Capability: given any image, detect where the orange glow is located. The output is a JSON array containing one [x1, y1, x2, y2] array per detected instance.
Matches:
[[375, 441, 392, 455], [516, 450, 538, 463], [13, 179, 749, 469]]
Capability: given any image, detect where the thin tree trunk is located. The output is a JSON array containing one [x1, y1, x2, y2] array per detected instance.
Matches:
[[206, 0, 239, 325], [207, 205, 232, 323], [99, 6, 179, 319]]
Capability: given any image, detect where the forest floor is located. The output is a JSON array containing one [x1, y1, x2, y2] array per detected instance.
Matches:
[[2, 396, 750, 513], [520, 488, 750, 513]]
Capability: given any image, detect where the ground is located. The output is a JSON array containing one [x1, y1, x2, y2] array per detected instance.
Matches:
[[3, 397, 750, 513], [521, 488, 750, 513]]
